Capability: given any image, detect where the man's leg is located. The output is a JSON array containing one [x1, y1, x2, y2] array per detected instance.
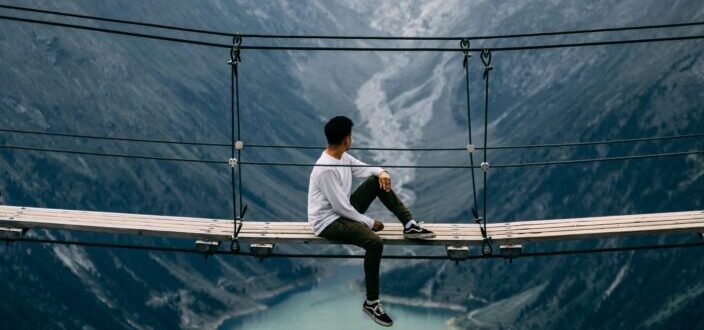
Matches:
[[319, 218, 383, 300], [350, 176, 413, 226]]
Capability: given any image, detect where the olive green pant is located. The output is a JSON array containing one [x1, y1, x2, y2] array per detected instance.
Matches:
[[318, 175, 413, 300]]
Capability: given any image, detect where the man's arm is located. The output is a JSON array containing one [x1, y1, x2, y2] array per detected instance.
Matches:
[[348, 154, 392, 192], [348, 154, 385, 178], [318, 170, 374, 228]]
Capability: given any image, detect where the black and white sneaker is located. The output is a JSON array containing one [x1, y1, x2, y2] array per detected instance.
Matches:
[[403, 220, 436, 239], [362, 299, 393, 327]]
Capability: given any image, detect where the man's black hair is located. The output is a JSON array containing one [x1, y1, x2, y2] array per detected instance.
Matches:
[[324, 116, 354, 145]]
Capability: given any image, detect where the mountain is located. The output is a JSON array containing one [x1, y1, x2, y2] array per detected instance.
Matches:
[[1, 0, 703, 329]]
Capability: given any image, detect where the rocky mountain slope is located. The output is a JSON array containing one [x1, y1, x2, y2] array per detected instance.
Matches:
[[0, 1, 702, 329]]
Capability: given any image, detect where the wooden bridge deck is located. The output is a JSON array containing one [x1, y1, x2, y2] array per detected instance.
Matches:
[[1, 205, 703, 247]]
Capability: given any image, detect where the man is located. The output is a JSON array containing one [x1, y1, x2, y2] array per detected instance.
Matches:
[[307, 115, 435, 327]]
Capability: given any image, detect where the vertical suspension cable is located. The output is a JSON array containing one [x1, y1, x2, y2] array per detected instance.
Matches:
[[460, 39, 480, 224], [480, 48, 494, 255], [235, 36, 244, 228], [230, 42, 238, 235], [228, 35, 243, 245]]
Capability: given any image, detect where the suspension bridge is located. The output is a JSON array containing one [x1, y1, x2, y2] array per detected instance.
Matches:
[[0, 4, 703, 261]]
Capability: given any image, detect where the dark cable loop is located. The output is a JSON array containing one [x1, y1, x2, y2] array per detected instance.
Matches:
[[482, 237, 494, 256]]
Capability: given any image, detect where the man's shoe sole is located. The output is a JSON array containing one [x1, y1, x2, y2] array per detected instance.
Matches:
[[403, 232, 436, 239], [362, 307, 393, 327]]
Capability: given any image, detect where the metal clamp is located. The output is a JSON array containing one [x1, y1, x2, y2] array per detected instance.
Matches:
[[228, 34, 243, 76], [460, 37, 472, 68], [480, 48, 493, 79], [472, 208, 483, 224], [228, 34, 242, 64], [446, 245, 470, 262], [230, 239, 241, 253], [480, 162, 490, 172], [228, 158, 238, 167], [195, 240, 221, 255], [0, 227, 27, 240], [481, 237, 493, 256], [251, 243, 274, 260], [500, 244, 523, 263], [235, 140, 244, 150], [466, 144, 475, 153]]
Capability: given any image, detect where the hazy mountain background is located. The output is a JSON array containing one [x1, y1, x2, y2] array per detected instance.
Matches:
[[0, 0, 703, 329]]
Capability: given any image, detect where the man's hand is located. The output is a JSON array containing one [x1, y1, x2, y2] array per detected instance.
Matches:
[[378, 171, 391, 192], [372, 220, 385, 232]]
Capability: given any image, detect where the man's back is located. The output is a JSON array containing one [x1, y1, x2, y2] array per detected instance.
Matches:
[[307, 151, 382, 235]]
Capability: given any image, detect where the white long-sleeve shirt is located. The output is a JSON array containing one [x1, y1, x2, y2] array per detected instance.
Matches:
[[307, 151, 385, 236]]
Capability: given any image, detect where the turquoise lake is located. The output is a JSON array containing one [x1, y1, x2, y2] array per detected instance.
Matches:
[[221, 264, 460, 330]]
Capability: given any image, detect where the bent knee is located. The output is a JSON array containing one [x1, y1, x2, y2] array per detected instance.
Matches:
[[366, 236, 384, 251]]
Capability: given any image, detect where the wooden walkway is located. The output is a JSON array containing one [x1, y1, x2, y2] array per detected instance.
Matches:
[[1, 205, 703, 249]]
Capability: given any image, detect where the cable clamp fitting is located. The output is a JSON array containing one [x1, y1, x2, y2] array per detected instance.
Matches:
[[228, 34, 243, 74], [235, 140, 244, 150], [481, 236, 494, 256], [480, 48, 493, 79], [460, 37, 472, 68], [228, 157, 238, 167], [466, 144, 475, 153], [480, 161, 490, 172], [230, 239, 240, 253]]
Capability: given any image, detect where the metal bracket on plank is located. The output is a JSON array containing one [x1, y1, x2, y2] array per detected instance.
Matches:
[[195, 240, 221, 254], [446, 245, 470, 263], [251, 243, 274, 260]]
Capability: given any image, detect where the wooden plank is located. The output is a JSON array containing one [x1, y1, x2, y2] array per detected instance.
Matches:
[[1, 205, 703, 248], [0, 215, 482, 245], [492, 223, 704, 244], [0, 217, 233, 240], [4, 213, 481, 236], [6, 213, 235, 232], [0, 217, 478, 240], [241, 217, 704, 234], [8, 212, 479, 236], [10, 205, 226, 223], [486, 213, 704, 231], [1, 215, 233, 236], [11, 209, 701, 235], [235, 233, 479, 246], [490, 217, 704, 235], [487, 210, 704, 227], [10, 207, 229, 226], [497, 219, 704, 237], [14, 205, 701, 234], [3, 205, 702, 230]]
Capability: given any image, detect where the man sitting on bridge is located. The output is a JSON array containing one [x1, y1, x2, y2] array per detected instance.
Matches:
[[307, 115, 435, 327]]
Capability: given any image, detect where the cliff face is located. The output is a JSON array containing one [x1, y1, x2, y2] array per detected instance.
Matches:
[[1, 1, 703, 329], [0, 1, 357, 328], [367, 1, 704, 329]]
